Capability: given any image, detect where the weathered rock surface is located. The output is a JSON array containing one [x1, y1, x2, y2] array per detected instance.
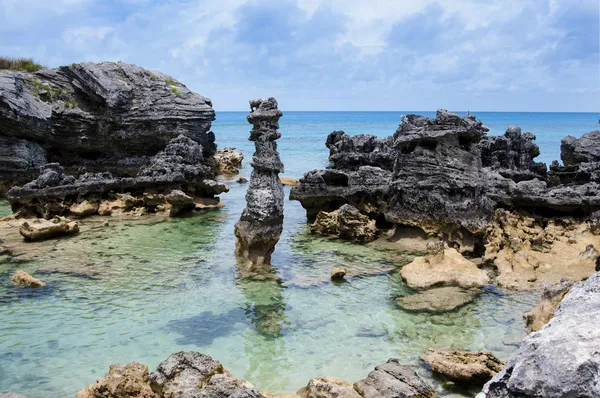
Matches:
[[353, 358, 436, 398], [7, 135, 227, 219], [400, 247, 490, 290], [11, 270, 46, 288], [396, 286, 480, 313], [330, 267, 347, 280], [165, 190, 195, 217], [0, 62, 216, 192], [76, 362, 156, 398], [19, 216, 79, 241], [523, 279, 574, 332], [297, 376, 361, 398], [311, 204, 377, 243], [422, 349, 504, 385], [214, 148, 243, 175], [480, 272, 600, 397], [291, 110, 600, 255], [234, 98, 284, 269]]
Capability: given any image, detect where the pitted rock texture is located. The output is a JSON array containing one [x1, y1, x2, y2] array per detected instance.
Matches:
[[311, 204, 377, 243], [297, 376, 361, 398], [11, 270, 46, 288], [479, 272, 600, 398], [422, 349, 504, 385], [77, 362, 156, 398], [523, 279, 573, 333], [234, 98, 284, 269], [214, 148, 243, 175], [0, 62, 215, 192], [291, 110, 600, 252], [19, 216, 79, 241], [6, 135, 227, 219]]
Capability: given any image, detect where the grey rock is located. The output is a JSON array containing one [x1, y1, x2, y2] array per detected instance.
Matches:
[[234, 98, 284, 269], [353, 358, 436, 398], [561, 130, 600, 166], [479, 272, 600, 397], [0, 62, 215, 192]]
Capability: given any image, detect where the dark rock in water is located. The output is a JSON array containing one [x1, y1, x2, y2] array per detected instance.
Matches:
[[234, 98, 284, 269], [6, 135, 227, 218], [480, 272, 600, 397], [291, 110, 600, 249], [353, 358, 437, 398], [0, 62, 216, 193]]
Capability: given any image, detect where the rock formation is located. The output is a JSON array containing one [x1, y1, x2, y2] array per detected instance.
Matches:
[[297, 377, 361, 398], [523, 279, 573, 333], [214, 148, 244, 175], [77, 362, 156, 398], [234, 98, 284, 269], [6, 134, 227, 219], [0, 62, 216, 193], [291, 111, 600, 250], [311, 204, 378, 243], [480, 272, 600, 397], [19, 216, 79, 241], [396, 286, 481, 313], [422, 349, 504, 385], [11, 270, 46, 287]]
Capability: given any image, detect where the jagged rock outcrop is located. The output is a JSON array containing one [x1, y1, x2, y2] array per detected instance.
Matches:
[[0, 62, 216, 193], [213, 148, 243, 175], [311, 204, 377, 243], [523, 279, 573, 333], [11, 270, 46, 287], [6, 134, 227, 218], [479, 272, 600, 397], [422, 349, 504, 385], [234, 98, 284, 269], [353, 358, 437, 398], [291, 110, 600, 253]]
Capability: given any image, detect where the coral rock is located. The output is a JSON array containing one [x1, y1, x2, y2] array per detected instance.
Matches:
[[214, 148, 243, 175], [70, 200, 99, 217], [19, 216, 79, 241], [311, 204, 377, 243], [397, 287, 480, 313], [422, 349, 504, 385], [297, 376, 361, 398], [76, 362, 156, 398], [11, 270, 46, 288], [165, 190, 195, 217]]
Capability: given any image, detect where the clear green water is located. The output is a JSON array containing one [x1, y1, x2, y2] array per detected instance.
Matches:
[[0, 200, 11, 218], [0, 186, 537, 397]]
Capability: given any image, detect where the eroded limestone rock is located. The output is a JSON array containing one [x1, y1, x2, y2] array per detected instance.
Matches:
[[422, 349, 504, 385], [70, 200, 99, 217], [19, 216, 79, 241], [297, 376, 361, 398], [400, 247, 490, 290], [76, 362, 156, 398], [11, 270, 46, 288], [353, 358, 436, 398], [165, 190, 195, 217], [523, 279, 573, 333], [234, 98, 284, 269], [330, 267, 347, 281], [396, 287, 480, 313], [311, 204, 377, 243], [214, 148, 243, 175]]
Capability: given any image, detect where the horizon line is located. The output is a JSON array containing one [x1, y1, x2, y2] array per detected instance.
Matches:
[[214, 110, 599, 114]]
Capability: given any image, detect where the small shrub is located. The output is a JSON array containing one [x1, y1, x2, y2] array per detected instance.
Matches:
[[165, 77, 178, 86], [150, 75, 157, 81], [64, 98, 77, 109], [0, 56, 45, 72], [170, 87, 181, 98], [116, 67, 124, 74]]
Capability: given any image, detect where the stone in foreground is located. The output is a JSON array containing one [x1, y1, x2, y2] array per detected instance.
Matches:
[[311, 204, 377, 243], [353, 358, 437, 398], [422, 349, 504, 385], [76, 362, 156, 398], [11, 270, 46, 288], [479, 272, 600, 397], [19, 217, 79, 241], [297, 376, 361, 398], [234, 98, 284, 269], [396, 287, 480, 313]]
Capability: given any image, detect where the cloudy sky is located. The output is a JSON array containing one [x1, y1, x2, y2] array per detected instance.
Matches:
[[1, 0, 598, 111]]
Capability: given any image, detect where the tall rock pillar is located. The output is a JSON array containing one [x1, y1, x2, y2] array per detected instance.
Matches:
[[234, 98, 284, 269]]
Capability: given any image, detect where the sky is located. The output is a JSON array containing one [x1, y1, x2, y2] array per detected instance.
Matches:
[[0, 0, 598, 112]]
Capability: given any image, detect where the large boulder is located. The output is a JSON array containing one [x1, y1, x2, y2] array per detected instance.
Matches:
[[0, 62, 216, 192], [353, 358, 436, 398], [311, 204, 377, 243], [422, 349, 504, 385], [479, 272, 600, 397]]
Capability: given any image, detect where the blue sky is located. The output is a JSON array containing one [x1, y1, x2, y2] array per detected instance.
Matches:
[[1, 0, 598, 111]]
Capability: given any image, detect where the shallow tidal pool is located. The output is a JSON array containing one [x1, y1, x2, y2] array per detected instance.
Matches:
[[0, 184, 539, 398]]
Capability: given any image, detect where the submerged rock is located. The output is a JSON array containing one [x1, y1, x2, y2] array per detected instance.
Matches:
[[311, 204, 377, 243], [400, 247, 490, 290], [422, 349, 504, 385], [214, 148, 243, 175], [353, 358, 437, 398], [11, 270, 46, 288], [297, 376, 361, 398], [523, 279, 573, 333], [76, 362, 156, 398], [234, 98, 284, 269], [480, 272, 600, 397], [0, 394, 27, 398], [19, 216, 79, 241], [396, 286, 480, 313], [0, 62, 215, 192]]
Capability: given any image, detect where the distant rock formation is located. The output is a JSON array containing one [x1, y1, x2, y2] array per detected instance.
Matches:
[[0, 61, 215, 193], [480, 272, 600, 397], [233, 98, 284, 270]]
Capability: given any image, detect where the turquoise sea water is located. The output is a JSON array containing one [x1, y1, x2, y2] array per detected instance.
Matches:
[[0, 111, 597, 397]]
